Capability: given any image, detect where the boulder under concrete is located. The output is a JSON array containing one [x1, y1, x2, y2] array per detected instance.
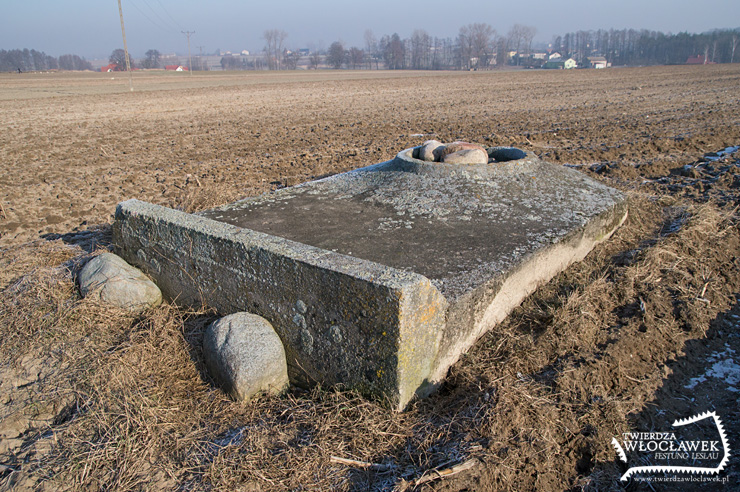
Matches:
[[113, 146, 627, 410], [204, 312, 289, 401], [78, 252, 162, 313]]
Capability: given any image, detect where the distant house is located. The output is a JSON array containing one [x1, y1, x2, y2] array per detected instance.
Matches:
[[100, 63, 120, 72], [544, 58, 577, 70], [686, 55, 715, 65], [588, 56, 609, 69], [165, 65, 189, 71], [532, 52, 547, 60], [549, 52, 563, 60]]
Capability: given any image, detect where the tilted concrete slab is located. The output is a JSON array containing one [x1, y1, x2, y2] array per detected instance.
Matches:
[[113, 147, 627, 410]]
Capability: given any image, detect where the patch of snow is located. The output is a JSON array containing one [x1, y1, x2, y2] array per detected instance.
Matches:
[[685, 347, 740, 392], [704, 145, 740, 162]]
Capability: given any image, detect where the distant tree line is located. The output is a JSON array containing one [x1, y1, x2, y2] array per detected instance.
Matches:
[[247, 25, 739, 71], [256, 25, 514, 71], [10, 25, 735, 74], [551, 28, 740, 66], [0, 49, 93, 72], [251, 24, 539, 71], [103, 48, 210, 71]]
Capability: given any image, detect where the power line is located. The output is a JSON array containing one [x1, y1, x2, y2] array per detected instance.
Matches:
[[142, 0, 181, 32], [128, 0, 175, 34], [155, 0, 185, 31]]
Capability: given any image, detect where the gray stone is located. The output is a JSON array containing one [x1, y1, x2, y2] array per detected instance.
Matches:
[[78, 253, 161, 312], [419, 140, 445, 161], [113, 146, 627, 410], [442, 148, 489, 165], [439, 141, 487, 160], [203, 312, 289, 401], [329, 325, 343, 343], [295, 299, 308, 314]]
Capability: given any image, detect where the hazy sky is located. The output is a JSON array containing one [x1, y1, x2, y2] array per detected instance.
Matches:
[[2, 0, 737, 60]]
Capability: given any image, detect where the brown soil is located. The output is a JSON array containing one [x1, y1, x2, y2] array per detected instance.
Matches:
[[1, 65, 740, 491]]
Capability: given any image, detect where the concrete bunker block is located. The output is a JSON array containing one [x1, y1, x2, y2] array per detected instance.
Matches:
[[113, 145, 627, 410], [78, 252, 162, 313], [203, 312, 289, 401], [113, 200, 448, 411]]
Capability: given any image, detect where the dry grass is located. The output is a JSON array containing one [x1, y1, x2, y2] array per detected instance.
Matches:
[[1, 190, 738, 491], [2, 67, 740, 490]]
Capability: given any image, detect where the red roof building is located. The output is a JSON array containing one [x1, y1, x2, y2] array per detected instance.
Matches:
[[686, 55, 716, 65]]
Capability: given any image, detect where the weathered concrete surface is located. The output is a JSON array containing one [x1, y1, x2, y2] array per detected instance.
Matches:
[[113, 146, 627, 410]]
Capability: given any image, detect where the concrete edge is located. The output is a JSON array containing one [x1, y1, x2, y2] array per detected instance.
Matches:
[[204, 159, 398, 214], [429, 199, 629, 384], [115, 199, 433, 292]]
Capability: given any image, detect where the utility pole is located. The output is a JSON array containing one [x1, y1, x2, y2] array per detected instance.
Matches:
[[197, 46, 205, 71], [117, 0, 133, 91], [182, 31, 195, 75]]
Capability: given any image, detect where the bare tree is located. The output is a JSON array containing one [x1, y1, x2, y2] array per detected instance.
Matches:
[[732, 34, 738, 63], [458, 24, 495, 69], [507, 25, 535, 66], [431, 37, 441, 69], [495, 37, 507, 67], [507, 25, 524, 65], [381, 33, 405, 69], [142, 49, 160, 69], [109, 49, 135, 70], [263, 29, 288, 70], [521, 25, 537, 58], [308, 50, 322, 69], [109, 49, 127, 69], [410, 29, 431, 69], [348, 47, 364, 69], [470, 23, 496, 68], [326, 41, 346, 69], [282, 50, 300, 70], [191, 56, 208, 71], [58, 54, 91, 71], [364, 29, 378, 69], [457, 25, 473, 69]]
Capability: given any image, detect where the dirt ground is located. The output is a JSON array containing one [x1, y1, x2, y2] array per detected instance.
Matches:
[[1, 65, 740, 491]]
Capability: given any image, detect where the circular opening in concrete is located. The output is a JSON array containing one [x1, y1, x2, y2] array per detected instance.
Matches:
[[487, 147, 527, 162], [396, 144, 531, 173]]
